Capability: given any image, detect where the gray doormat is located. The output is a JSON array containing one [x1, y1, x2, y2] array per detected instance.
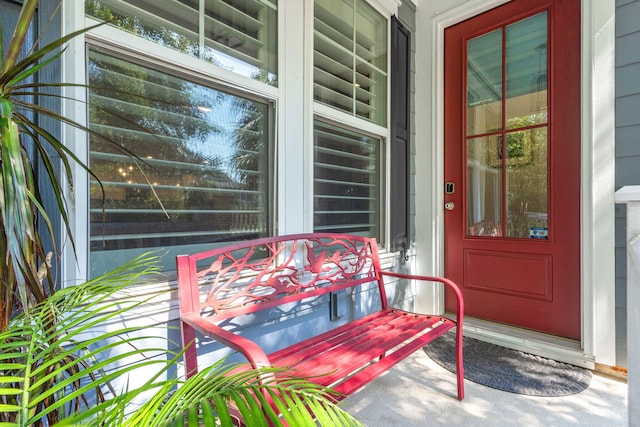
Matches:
[[424, 332, 592, 396]]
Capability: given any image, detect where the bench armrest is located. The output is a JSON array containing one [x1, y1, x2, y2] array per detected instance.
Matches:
[[380, 271, 464, 324], [181, 313, 272, 370]]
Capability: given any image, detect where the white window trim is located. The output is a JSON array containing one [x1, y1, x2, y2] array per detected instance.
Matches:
[[62, 0, 90, 286], [278, 0, 308, 235], [313, 104, 388, 137], [84, 18, 279, 101], [370, 0, 401, 15]]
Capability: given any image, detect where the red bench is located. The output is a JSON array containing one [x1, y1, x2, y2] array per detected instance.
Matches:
[[177, 233, 464, 402]]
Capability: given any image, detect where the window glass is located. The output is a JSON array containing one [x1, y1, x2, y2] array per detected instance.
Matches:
[[314, 0, 387, 126], [88, 49, 272, 277], [466, 29, 502, 136], [313, 120, 381, 238], [85, 0, 277, 85], [465, 11, 549, 239]]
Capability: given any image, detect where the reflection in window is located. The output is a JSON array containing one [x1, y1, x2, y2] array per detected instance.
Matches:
[[313, 121, 381, 238], [467, 136, 502, 237], [506, 128, 548, 238], [465, 11, 549, 239], [85, 0, 278, 85], [88, 50, 271, 276], [467, 28, 502, 136]]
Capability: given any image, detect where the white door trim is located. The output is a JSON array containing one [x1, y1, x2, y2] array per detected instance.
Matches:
[[413, 0, 616, 366]]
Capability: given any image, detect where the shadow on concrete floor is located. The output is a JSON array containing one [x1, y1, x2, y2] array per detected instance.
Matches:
[[341, 351, 628, 427]]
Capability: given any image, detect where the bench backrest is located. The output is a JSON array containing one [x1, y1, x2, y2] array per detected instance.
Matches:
[[176, 233, 388, 322]]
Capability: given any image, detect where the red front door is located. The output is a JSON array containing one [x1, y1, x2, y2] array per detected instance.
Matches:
[[444, 0, 581, 339]]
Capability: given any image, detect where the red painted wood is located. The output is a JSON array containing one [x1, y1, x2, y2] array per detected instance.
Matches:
[[176, 233, 465, 412], [444, 0, 581, 339]]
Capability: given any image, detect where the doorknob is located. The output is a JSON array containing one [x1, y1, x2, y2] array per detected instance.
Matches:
[[445, 202, 455, 211]]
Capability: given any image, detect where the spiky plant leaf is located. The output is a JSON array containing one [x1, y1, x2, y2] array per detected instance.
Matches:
[[0, 0, 165, 332]]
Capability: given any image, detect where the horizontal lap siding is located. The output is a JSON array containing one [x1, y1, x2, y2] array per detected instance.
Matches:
[[615, 0, 640, 368]]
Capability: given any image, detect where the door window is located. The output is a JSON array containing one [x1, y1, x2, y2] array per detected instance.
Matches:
[[466, 12, 549, 239]]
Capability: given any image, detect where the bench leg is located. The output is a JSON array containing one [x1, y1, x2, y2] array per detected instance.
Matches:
[[455, 327, 465, 400], [181, 321, 198, 378]]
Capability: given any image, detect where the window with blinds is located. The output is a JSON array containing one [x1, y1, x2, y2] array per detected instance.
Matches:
[[88, 49, 272, 277], [85, 0, 278, 85], [313, 0, 387, 126], [313, 120, 381, 237]]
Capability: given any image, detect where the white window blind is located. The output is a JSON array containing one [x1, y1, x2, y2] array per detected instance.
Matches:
[[313, 0, 387, 126], [85, 0, 277, 84], [88, 49, 271, 277], [313, 120, 381, 237]]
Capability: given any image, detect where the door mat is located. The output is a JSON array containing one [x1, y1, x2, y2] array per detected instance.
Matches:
[[424, 332, 592, 396]]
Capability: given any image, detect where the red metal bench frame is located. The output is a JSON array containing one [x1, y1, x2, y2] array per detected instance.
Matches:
[[177, 233, 464, 401]]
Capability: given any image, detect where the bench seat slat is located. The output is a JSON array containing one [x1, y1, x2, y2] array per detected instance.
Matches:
[[271, 309, 443, 369], [320, 321, 455, 394], [269, 308, 453, 391], [332, 320, 456, 396], [268, 309, 393, 361]]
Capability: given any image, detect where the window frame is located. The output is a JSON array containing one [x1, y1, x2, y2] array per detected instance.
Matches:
[[85, 43, 277, 277], [63, 14, 279, 283], [312, 116, 387, 239], [84, 0, 279, 86], [313, 0, 389, 126]]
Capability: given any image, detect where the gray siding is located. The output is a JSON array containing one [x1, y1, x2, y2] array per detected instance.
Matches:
[[615, 0, 640, 368]]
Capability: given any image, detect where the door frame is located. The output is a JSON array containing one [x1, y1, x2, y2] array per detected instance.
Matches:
[[413, 0, 616, 367]]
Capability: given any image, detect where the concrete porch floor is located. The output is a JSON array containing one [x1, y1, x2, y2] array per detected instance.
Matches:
[[341, 351, 628, 427]]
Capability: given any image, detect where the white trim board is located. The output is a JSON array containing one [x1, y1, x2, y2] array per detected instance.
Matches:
[[463, 317, 594, 369]]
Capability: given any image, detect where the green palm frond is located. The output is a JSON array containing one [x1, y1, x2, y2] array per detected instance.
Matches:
[[123, 360, 362, 427], [0, 0, 37, 75], [0, 0, 109, 331], [0, 254, 175, 427]]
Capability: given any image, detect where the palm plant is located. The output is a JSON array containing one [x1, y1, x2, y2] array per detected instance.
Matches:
[[0, 254, 362, 426]]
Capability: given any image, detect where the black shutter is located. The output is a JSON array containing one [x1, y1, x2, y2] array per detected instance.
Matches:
[[390, 16, 410, 253]]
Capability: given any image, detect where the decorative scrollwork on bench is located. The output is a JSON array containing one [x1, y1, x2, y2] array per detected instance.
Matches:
[[196, 235, 376, 314]]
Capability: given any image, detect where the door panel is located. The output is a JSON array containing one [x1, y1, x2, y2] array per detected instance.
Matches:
[[444, 0, 581, 339]]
